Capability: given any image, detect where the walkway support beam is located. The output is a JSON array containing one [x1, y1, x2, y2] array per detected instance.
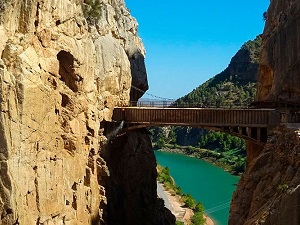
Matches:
[[111, 107, 296, 144]]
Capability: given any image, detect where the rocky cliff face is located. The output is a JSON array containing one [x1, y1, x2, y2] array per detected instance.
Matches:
[[230, 0, 300, 224], [103, 129, 175, 225], [0, 0, 148, 224], [229, 126, 300, 225], [257, 0, 300, 105]]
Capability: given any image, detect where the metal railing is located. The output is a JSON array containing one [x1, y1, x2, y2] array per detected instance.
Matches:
[[128, 100, 252, 109], [122, 100, 300, 109]]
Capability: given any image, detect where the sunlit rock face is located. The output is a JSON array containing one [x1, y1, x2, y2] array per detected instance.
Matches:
[[257, 0, 300, 105], [0, 0, 147, 224]]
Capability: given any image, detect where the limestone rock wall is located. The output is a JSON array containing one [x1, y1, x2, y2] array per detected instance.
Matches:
[[0, 0, 147, 224], [230, 0, 300, 224], [257, 0, 300, 104], [229, 126, 300, 225]]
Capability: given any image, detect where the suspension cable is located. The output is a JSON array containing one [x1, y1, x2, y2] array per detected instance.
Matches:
[[131, 85, 176, 101]]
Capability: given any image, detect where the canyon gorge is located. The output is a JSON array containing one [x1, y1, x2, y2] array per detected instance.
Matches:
[[0, 0, 300, 225]]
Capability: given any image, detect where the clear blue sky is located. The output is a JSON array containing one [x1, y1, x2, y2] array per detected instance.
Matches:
[[125, 0, 270, 100]]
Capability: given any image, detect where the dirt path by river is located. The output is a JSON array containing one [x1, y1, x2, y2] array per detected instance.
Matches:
[[157, 182, 214, 225]]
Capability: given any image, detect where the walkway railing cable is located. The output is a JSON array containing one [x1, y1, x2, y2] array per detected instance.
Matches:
[[130, 85, 300, 110], [131, 85, 175, 101]]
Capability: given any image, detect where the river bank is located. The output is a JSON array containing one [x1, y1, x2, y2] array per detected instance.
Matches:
[[155, 151, 240, 225], [157, 182, 214, 225]]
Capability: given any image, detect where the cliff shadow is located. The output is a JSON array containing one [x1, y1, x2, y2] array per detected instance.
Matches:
[[101, 128, 175, 225], [128, 50, 148, 102]]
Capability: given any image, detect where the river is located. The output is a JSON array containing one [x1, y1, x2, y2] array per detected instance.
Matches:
[[154, 151, 240, 225]]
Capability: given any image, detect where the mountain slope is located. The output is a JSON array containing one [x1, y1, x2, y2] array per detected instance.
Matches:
[[175, 35, 261, 108]]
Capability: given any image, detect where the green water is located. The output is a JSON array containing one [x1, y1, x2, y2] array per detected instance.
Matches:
[[155, 151, 240, 225]]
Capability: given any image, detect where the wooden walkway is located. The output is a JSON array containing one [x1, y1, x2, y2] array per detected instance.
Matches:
[[112, 107, 288, 143]]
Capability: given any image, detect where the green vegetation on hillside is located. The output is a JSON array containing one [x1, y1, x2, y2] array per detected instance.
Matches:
[[157, 165, 206, 225], [175, 35, 261, 108], [175, 81, 256, 108], [198, 131, 245, 152], [151, 35, 262, 174], [175, 38, 261, 108]]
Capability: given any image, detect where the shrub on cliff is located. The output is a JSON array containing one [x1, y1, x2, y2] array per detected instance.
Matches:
[[0, 0, 9, 15], [82, 0, 102, 24]]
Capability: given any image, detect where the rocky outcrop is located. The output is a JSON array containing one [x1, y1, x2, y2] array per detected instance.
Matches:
[[103, 129, 175, 225], [228, 35, 261, 85], [245, 140, 264, 165], [229, 126, 300, 225], [257, 0, 300, 105], [0, 0, 147, 224], [173, 127, 206, 147]]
